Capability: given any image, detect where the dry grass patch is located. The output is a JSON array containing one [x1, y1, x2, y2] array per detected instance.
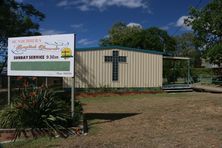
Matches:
[[3, 92, 222, 148]]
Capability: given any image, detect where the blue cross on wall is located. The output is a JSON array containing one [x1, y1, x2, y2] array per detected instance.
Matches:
[[105, 51, 127, 81]]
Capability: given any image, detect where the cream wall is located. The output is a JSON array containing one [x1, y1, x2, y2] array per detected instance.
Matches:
[[63, 48, 162, 88]]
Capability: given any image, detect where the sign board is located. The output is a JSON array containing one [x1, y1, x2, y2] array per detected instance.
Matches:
[[7, 34, 75, 77]]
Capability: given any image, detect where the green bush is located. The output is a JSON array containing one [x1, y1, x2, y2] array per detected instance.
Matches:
[[191, 68, 214, 83], [0, 85, 83, 141], [163, 60, 189, 84], [191, 68, 213, 77]]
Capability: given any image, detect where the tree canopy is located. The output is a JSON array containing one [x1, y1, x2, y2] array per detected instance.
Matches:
[[175, 32, 201, 67], [186, 0, 222, 66], [0, 0, 45, 73], [0, 0, 45, 40], [100, 22, 176, 52]]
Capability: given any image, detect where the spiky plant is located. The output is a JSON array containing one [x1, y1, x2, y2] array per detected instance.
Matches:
[[0, 85, 75, 141]]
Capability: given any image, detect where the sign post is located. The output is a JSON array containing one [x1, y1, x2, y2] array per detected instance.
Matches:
[[7, 76, 10, 105], [45, 77, 48, 87], [71, 77, 75, 118], [71, 35, 76, 118], [8, 34, 75, 116]]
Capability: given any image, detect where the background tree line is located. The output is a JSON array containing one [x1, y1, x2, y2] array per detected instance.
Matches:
[[100, 0, 222, 69], [1, 0, 222, 71], [100, 23, 202, 68]]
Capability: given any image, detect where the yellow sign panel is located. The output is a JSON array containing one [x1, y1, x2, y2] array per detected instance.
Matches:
[[61, 47, 73, 58]]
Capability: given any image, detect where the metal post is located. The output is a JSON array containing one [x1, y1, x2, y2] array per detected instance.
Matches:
[[45, 77, 48, 87], [71, 77, 74, 118], [187, 59, 190, 84], [7, 76, 10, 105], [71, 34, 76, 118], [173, 60, 176, 84]]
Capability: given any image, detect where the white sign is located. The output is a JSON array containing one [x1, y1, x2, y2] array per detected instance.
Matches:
[[7, 34, 75, 77]]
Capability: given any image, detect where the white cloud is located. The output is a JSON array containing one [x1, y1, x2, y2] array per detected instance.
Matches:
[[78, 5, 91, 11], [127, 22, 143, 29], [57, 0, 68, 7], [176, 16, 192, 30], [70, 24, 83, 28], [70, 24, 87, 32], [160, 26, 169, 30], [78, 38, 97, 45], [160, 22, 175, 30], [57, 0, 150, 12], [40, 28, 65, 35], [104, 34, 109, 38]]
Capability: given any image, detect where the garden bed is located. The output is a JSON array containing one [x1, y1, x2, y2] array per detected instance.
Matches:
[[77, 90, 163, 98], [0, 85, 84, 144], [0, 126, 84, 143]]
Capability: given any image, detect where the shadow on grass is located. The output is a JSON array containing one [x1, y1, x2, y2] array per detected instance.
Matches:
[[83, 113, 141, 132], [85, 113, 140, 121]]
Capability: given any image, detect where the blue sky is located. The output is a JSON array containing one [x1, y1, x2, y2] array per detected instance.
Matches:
[[19, 0, 209, 48]]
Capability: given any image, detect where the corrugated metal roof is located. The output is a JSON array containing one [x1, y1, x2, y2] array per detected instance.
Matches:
[[76, 46, 164, 55]]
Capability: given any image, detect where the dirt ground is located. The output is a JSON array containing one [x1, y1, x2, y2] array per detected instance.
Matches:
[[4, 92, 222, 148]]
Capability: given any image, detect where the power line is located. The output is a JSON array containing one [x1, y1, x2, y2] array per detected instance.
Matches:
[[171, 0, 203, 36]]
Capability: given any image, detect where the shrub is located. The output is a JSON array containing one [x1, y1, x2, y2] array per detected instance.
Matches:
[[163, 60, 188, 84], [190, 68, 221, 83], [191, 68, 213, 77], [73, 100, 83, 126], [0, 85, 83, 141], [54, 91, 83, 126]]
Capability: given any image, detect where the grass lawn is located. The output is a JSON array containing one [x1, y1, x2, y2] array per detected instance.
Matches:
[[2, 92, 222, 147]]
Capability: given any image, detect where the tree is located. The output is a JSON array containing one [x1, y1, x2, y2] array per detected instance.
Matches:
[[185, 0, 222, 66], [0, 0, 45, 73], [0, 0, 45, 38], [174, 32, 202, 67], [100, 22, 176, 52], [100, 22, 143, 48], [205, 43, 222, 67]]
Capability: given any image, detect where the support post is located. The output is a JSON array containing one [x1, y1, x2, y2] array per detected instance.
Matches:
[[187, 59, 190, 84], [45, 77, 48, 87], [71, 77, 75, 118], [7, 76, 10, 105], [71, 34, 76, 118], [173, 60, 176, 84]]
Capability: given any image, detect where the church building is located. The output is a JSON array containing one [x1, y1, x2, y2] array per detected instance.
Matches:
[[63, 46, 163, 88]]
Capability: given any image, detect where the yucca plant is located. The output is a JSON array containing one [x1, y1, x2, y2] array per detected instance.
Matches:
[[0, 84, 75, 141]]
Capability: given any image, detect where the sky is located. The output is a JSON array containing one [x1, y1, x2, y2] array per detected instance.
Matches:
[[18, 0, 210, 48]]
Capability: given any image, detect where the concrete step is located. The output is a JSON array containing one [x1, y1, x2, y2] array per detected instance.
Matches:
[[164, 89, 193, 92], [192, 85, 222, 93]]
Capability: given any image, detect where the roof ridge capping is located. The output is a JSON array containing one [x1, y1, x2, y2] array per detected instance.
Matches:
[[76, 46, 164, 55]]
